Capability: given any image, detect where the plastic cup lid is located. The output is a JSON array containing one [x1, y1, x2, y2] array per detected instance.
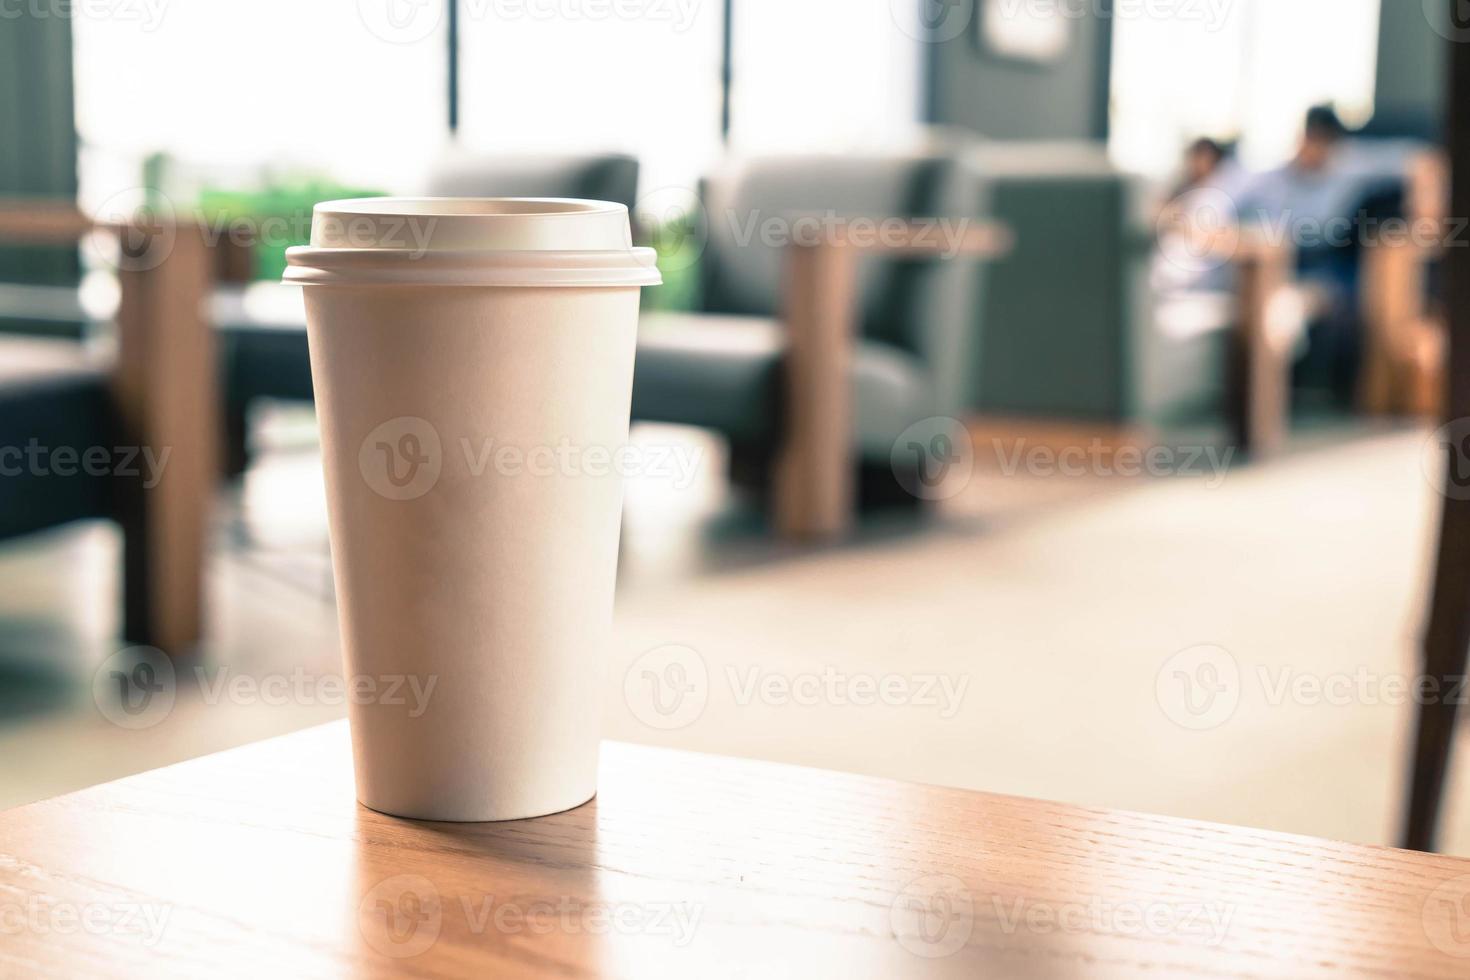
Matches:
[[284, 197, 662, 288]]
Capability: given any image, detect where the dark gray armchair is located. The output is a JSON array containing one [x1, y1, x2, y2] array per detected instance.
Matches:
[[632, 151, 1005, 536]]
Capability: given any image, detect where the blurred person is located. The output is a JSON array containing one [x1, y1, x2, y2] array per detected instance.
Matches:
[[1153, 137, 1247, 294], [1236, 106, 1373, 404], [1170, 137, 1226, 200]]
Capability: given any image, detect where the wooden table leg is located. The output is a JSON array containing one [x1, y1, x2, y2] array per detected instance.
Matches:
[[114, 220, 217, 655]]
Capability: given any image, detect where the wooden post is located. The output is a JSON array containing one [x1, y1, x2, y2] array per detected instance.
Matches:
[[114, 219, 216, 655], [773, 236, 858, 540], [1403, 18, 1470, 853], [1229, 238, 1293, 458]]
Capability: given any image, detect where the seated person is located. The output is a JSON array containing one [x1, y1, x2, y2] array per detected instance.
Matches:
[[1230, 107, 1412, 403]]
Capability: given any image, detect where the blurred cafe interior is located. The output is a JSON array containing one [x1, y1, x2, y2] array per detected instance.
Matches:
[[4, 0, 1470, 864]]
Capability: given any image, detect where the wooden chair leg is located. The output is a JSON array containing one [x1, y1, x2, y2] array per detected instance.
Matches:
[[114, 220, 217, 655]]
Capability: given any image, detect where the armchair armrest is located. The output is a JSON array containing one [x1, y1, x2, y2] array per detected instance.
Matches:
[[774, 219, 1010, 539], [1359, 150, 1451, 417], [0, 198, 216, 655], [0, 199, 94, 244]]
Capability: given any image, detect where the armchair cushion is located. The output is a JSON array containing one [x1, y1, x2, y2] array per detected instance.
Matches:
[[634, 312, 934, 460], [0, 338, 115, 540]]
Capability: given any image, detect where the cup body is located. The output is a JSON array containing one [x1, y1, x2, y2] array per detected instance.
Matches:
[[288, 198, 657, 821]]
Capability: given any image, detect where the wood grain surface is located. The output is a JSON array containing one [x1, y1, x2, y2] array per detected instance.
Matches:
[[1, 721, 1469, 978]]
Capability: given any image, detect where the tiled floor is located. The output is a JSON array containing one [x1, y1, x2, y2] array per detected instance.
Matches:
[[2, 413, 1466, 857]]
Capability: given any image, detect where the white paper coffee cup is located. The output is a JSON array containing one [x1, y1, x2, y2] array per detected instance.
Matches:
[[285, 198, 660, 821]]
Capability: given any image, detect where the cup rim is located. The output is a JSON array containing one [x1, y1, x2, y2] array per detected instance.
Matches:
[[315, 197, 626, 219]]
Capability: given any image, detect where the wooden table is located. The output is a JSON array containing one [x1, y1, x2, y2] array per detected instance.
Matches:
[[2, 722, 1469, 978]]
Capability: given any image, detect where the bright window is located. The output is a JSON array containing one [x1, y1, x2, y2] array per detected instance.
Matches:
[[728, 0, 922, 154], [72, 1, 447, 203], [72, 0, 924, 207], [456, 0, 724, 197], [1110, 0, 1382, 175]]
